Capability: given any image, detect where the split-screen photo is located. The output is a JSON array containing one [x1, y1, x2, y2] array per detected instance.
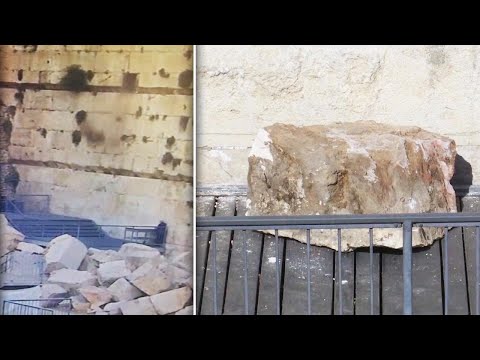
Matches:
[[1, 45, 480, 315]]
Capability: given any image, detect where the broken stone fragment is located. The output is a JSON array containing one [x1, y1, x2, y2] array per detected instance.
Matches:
[[88, 248, 123, 263], [126, 256, 171, 296], [79, 286, 112, 308], [97, 260, 131, 286], [103, 301, 126, 315], [45, 234, 88, 273], [118, 243, 161, 270], [120, 296, 157, 315], [175, 305, 193, 315], [0, 214, 25, 256], [150, 286, 192, 315], [108, 278, 143, 302], [247, 121, 458, 251], [71, 294, 91, 313], [40, 284, 69, 307], [16, 242, 45, 255], [47, 269, 97, 292]]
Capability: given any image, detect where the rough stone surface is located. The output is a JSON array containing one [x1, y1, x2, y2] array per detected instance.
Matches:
[[247, 121, 457, 251], [79, 286, 112, 308], [175, 305, 193, 315], [150, 286, 192, 315], [97, 260, 131, 286], [127, 256, 171, 296], [78, 255, 99, 274], [16, 242, 45, 254], [108, 278, 143, 302], [40, 284, 69, 307], [118, 243, 161, 270], [88, 248, 123, 263], [47, 269, 97, 291], [45, 234, 88, 273], [71, 295, 91, 313], [0, 215, 24, 256], [103, 301, 126, 315], [120, 296, 157, 315]]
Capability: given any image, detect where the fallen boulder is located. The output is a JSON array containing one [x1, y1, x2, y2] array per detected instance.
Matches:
[[108, 278, 143, 302], [47, 269, 97, 291], [0, 214, 25, 256], [118, 243, 160, 270], [97, 260, 131, 286], [16, 242, 45, 255], [127, 257, 171, 296], [247, 121, 457, 251], [79, 286, 112, 308], [45, 234, 88, 273]]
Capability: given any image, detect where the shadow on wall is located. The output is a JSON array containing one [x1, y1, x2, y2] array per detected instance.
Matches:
[[451, 154, 473, 201]]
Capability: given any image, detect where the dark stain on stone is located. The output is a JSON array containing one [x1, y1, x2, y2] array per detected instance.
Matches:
[[14, 91, 24, 104], [184, 49, 193, 60], [178, 69, 193, 88], [155, 114, 159, 120], [60, 130, 64, 133], [86, 70, 95, 82], [84, 128, 106, 145], [6, 106, 16, 118], [159, 68, 170, 78], [162, 152, 174, 165], [121, 134, 136, 145], [17, 69, 24, 81], [72, 130, 82, 146], [122, 73, 139, 93], [2, 119, 13, 135], [37, 128, 47, 138], [172, 158, 182, 169], [142, 136, 151, 143], [59, 65, 91, 92], [135, 106, 143, 118], [162, 115, 167, 121], [166, 136, 176, 149], [149, 115, 155, 121], [153, 72, 157, 75], [179, 116, 189, 131], [75, 110, 87, 125], [116, 116, 122, 122], [186, 200, 193, 208], [183, 104, 187, 110]]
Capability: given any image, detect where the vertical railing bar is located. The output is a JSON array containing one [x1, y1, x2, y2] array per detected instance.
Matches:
[[275, 229, 280, 315], [403, 220, 413, 315], [76, 225, 80, 239], [443, 227, 449, 315], [307, 228, 311, 315], [476, 226, 480, 315], [337, 228, 343, 315], [212, 231, 218, 315], [243, 230, 249, 315], [369, 227, 374, 315]]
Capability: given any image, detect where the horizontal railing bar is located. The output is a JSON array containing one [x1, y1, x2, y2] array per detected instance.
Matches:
[[197, 213, 480, 228], [197, 224, 402, 231], [416, 222, 480, 227]]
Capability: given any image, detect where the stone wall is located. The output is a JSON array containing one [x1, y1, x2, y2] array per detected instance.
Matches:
[[0, 45, 193, 252], [197, 45, 480, 190]]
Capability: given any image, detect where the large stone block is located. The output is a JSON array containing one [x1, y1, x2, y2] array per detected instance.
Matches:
[[247, 121, 457, 251], [97, 260, 131, 286], [108, 278, 143, 302], [119, 296, 157, 315], [0, 215, 24, 256], [45, 234, 88, 273], [47, 269, 97, 291]]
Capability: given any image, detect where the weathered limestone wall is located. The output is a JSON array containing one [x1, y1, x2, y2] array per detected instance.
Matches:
[[0, 45, 193, 251], [197, 45, 480, 190]]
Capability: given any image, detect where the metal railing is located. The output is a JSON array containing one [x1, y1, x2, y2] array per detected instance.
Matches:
[[2, 298, 72, 315], [196, 212, 480, 315], [0, 251, 47, 288]]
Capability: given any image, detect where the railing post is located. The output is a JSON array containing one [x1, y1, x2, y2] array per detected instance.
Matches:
[[403, 220, 413, 315]]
